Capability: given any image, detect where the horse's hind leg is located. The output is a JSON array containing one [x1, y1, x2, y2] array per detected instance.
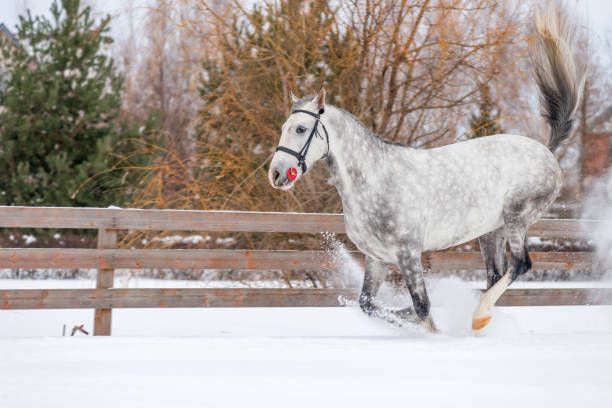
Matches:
[[478, 226, 508, 289], [472, 192, 552, 330]]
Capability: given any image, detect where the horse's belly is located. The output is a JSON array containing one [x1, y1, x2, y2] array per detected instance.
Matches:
[[423, 201, 504, 251]]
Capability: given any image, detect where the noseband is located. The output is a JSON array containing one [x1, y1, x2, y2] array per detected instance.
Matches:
[[275, 108, 329, 173]]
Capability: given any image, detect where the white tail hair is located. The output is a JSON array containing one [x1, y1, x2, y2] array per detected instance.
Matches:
[[532, 0, 585, 152]]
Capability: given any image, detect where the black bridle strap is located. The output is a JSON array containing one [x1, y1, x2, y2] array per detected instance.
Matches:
[[275, 108, 329, 173]]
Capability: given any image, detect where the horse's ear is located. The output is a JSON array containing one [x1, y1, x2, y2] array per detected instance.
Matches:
[[289, 90, 299, 105], [315, 87, 326, 112]]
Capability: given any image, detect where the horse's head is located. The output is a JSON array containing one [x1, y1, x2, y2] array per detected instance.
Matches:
[[268, 87, 329, 190]]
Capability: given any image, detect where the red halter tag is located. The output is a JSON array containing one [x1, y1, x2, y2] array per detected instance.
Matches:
[[287, 167, 298, 181]]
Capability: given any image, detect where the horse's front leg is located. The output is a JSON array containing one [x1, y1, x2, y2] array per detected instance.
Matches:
[[358, 256, 388, 316], [396, 250, 437, 333], [359, 256, 421, 327]]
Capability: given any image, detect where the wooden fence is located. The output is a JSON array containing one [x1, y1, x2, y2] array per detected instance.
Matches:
[[0, 206, 610, 336]]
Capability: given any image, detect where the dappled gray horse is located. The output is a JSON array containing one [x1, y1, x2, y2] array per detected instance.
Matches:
[[268, 2, 583, 332]]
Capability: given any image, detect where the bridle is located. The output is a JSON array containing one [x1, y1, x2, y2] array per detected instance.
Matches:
[[275, 108, 329, 174]]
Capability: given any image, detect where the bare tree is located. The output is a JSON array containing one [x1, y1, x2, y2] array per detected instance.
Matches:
[[118, 0, 227, 159]]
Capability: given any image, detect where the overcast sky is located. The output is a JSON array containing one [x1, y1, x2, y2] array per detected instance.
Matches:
[[2, 0, 611, 51]]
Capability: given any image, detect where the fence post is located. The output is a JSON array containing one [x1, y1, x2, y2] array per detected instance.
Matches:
[[94, 229, 117, 336]]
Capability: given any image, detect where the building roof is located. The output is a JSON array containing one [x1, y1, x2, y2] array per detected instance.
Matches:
[[0, 23, 17, 46]]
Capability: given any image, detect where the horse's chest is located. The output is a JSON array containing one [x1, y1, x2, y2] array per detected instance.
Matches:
[[343, 205, 400, 262]]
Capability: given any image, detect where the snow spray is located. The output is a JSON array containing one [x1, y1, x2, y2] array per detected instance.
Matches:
[[581, 168, 612, 282], [320, 232, 364, 291]]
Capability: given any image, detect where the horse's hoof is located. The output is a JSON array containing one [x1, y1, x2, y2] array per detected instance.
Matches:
[[421, 316, 439, 334], [472, 315, 491, 330]]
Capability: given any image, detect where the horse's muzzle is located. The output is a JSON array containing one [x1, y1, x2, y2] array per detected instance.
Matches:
[[269, 166, 295, 190]]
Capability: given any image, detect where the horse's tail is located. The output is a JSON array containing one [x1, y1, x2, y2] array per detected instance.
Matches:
[[532, 1, 585, 152]]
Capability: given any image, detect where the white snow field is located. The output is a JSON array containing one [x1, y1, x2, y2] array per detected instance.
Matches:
[[2, 277, 612, 408]]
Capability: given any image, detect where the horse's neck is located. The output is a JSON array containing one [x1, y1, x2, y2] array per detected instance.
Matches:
[[324, 107, 403, 196]]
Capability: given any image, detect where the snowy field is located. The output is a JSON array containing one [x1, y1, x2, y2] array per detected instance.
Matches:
[[2, 278, 612, 407]]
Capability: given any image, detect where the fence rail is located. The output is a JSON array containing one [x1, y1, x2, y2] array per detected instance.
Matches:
[[2, 288, 611, 309], [0, 206, 608, 238], [0, 206, 608, 336], [0, 249, 595, 271]]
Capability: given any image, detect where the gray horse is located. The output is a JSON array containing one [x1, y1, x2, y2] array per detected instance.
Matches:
[[268, 2, 583, 332]]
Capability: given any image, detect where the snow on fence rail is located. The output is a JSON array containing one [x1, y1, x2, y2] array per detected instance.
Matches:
[[0, 206, 610, 336]]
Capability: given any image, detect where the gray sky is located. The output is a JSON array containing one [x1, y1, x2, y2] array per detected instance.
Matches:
[[2, 0, 611, 50], [2, 0, 147, 39]]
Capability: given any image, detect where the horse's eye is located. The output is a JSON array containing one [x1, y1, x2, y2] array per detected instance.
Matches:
[[296, 125, 306, 134]]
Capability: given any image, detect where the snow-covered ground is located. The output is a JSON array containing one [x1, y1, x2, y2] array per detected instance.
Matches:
[[2, 277, 612, 407]]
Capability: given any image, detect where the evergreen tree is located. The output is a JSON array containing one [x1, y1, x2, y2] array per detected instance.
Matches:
[[469, 83, 503, 138], [0, 0, 137, 206]]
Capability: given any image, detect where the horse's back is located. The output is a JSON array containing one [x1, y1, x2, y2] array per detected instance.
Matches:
[[452, 134, 561, 191], [427, 134, 560, 191]]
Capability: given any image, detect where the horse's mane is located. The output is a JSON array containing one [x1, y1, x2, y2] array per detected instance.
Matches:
[[292, 96, 406, 148]]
